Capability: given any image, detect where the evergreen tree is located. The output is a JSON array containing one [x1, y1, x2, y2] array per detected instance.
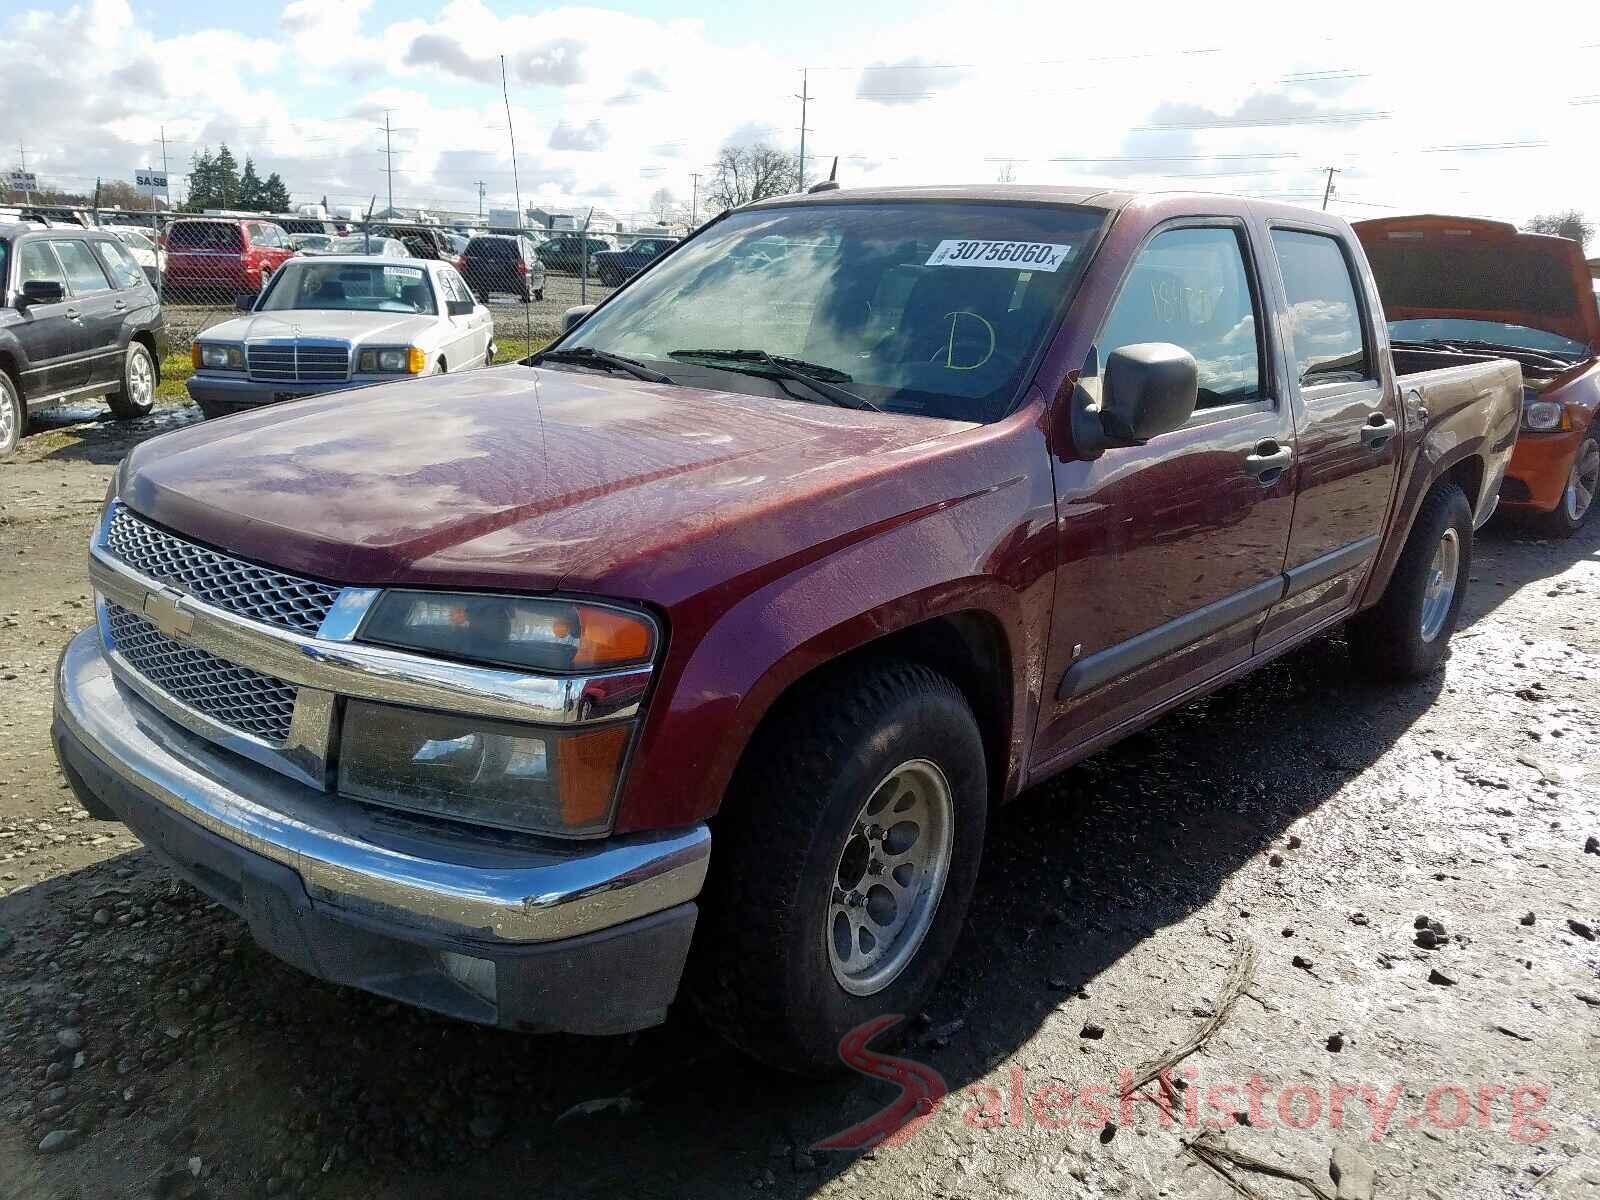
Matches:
[[212, 144, 241, 208], [184, 149, 215, 212], [261, 173, 291, 213], [238, 158, 264, 210]]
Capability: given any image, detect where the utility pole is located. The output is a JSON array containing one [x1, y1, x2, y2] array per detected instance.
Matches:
[[159, 126, 171, 215], [794, 69, 812, 191], [689, 171, 700, 228], [475, 180, 486, 218], [382, 110, 395, 216], [1321, 166, 1340, 210], [18, 142, 30, 204]]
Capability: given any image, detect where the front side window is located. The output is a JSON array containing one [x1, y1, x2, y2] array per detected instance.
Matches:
[[1098, 225, 1262, 408], [257, 261, 436, 314], [564, 202, 1105, 422], [51, 240, 111, 295], [1270, 229, 1371, 385]]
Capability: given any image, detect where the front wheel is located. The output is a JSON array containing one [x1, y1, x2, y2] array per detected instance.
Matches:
[[689, 660, 987, 1075], [107, 342, 156, 419], [1533, 432, 1598, 538], [1348, 480, 1472, 680], [0, 370, 24, 457]]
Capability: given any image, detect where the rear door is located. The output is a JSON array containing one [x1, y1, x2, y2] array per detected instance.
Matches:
[[1035, 218, 1298, 766], [50, 238, 123, 390], [10, 239, 85, 396], [1255, 226, 1400, 651]]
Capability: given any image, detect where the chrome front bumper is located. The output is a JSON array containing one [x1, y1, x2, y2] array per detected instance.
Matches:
[[54, 627, 710, 944]]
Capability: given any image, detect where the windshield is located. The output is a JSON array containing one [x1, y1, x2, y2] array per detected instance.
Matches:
[[257, 261, 436, 314], [563, 202, 1104, 422], [330, 235, 394, 255], [1389, 318, 1587, 361]]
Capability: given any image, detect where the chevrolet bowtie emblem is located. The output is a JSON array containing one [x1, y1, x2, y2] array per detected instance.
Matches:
[[142, 589, 195, 640]]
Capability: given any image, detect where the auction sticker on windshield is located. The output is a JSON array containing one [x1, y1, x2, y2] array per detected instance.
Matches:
[[925, 240, 1075, 271]]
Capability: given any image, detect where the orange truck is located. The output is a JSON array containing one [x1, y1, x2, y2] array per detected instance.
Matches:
[[1356, 216, 1600, 536]]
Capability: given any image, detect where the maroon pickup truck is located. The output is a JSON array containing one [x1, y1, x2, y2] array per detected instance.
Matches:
[[54, 186, 1519, 1074]]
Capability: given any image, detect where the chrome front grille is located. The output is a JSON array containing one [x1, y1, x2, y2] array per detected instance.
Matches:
[[103, 505, 341, 635], [246, 342, 350, 383], [106, 602, 297, 743]]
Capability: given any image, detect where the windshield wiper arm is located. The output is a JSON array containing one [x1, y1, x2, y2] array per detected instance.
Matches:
[[667, 349, 880, 411], [529, 346, 673, 384]]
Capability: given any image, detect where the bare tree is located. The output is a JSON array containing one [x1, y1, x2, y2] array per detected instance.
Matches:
[[1523, 210, 1594, 248], [649, 187, 677, 224], [706, 143, 800, 211]]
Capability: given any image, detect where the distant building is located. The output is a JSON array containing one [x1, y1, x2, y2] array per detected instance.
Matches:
[[526, 207, 621, 233]]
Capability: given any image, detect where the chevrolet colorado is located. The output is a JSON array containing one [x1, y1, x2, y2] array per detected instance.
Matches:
[[54, 186, 1519, 1074]]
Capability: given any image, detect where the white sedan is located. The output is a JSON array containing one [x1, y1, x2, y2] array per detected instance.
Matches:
[[185, 256, 496, 419]]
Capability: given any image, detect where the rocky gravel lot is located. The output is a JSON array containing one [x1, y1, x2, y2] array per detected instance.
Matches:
[[2, 407, 1598, 1199]]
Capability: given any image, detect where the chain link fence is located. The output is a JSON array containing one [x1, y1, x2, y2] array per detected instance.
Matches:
[[110, 212, 683, 359]]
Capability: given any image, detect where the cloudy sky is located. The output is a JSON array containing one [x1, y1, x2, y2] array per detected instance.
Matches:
[[4, 0, 1597, 234]]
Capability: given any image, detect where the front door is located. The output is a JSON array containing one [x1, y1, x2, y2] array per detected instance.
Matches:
[[1034, 220, 1298, 769], [1256, 226, 1401, 651], [12, 240, 88, 396]]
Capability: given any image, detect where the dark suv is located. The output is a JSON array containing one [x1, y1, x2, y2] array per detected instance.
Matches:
[[535, 234, 617, 276], [461, 234, 547, 301], [0, 223, 168, 456]]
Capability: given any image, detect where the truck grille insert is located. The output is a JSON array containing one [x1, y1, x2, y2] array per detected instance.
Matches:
[[246, 343, 350, 383], [104, 505, 342, 635], [106, 603, 298, 743]]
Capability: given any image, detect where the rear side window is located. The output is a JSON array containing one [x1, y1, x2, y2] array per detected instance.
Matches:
[[94, 240, 145, 289], [169, 223, 242, 251], [1099, 225, 1263, 408], [1270, 230, 1370, 384], [52, 240, 112, 295]]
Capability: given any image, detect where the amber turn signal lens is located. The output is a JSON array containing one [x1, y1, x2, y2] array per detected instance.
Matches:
[[558, 723, 633, 829], [573, 607, 656, 669], [190, 343, 202, 370]]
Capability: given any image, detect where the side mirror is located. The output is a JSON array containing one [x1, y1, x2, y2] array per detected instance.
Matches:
[[561, 304, 595, 333], [446, 298, 475, 317], [20, 280, 65, 306], [234, 293, 257, 311], [1070, 342, 1198, 459]]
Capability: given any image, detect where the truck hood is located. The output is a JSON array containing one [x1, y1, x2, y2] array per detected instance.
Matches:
[[119, 366, 976, 596], [1355, 215, 1600, 350], [198, 309, 439, 345]]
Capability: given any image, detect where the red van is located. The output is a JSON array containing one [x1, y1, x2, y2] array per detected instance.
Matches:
[[161, 218, 296, 302]]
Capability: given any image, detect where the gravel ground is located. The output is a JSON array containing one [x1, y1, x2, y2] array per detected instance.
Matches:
[[1, 408, 1597, 1200]]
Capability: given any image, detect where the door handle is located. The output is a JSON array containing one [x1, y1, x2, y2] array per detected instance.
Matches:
[[113, 300, 127, 312], [65, 308, 82, 321], [1360, 414, 1397, 450], [1244, 440, 1293, 483]]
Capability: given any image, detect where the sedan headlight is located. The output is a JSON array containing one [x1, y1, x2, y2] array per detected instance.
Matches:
[[338, 701, 632, 837], [357, 591, 656, 673], [194, 343, 243, 370], [358, 346, 427, 374], [1522, 400, 1566, 432]]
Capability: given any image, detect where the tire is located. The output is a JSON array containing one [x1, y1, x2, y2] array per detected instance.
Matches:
[[688, 659, 988, 1075], [533, 288, 544, 302], [1348, 481, 1473, 680], [107, 342, 157, 420], [195, 398, 229, 421], [0, 369, 24, 458], [1531, 431, 1598, 538]]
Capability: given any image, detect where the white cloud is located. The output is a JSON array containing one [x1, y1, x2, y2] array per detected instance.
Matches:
[[2, 0, 1597, 236]]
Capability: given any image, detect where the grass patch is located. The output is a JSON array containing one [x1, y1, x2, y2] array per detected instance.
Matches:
[[156, 349, 193, 404]]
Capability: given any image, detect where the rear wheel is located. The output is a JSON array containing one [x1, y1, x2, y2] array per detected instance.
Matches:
[[689, 659, 987, 1075], [107, 342, 156, 420], [1348, 481, 1473, 680], [0, 370, 24, 457], [1533, 432, 1598, 538]]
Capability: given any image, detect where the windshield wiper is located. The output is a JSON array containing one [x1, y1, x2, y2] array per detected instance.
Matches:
[[667, 348, 881, 411], [529, 346, 673, 384]]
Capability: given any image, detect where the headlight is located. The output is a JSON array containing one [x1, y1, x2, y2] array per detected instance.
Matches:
[[337, 700, 631, 836], [357, 591, 656, 673], [196, 343, 243, 370], [358, 347, 427, 374], [1522, 400, 1565, 432]]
